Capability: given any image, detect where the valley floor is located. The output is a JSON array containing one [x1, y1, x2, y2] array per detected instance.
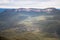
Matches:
[[0, 32, 60, 40]]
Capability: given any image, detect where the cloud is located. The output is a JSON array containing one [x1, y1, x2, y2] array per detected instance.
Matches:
[[0, 0, 60, 8]]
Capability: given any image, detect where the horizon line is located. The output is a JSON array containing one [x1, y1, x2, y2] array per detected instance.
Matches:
[[0, 7, 60, 9]]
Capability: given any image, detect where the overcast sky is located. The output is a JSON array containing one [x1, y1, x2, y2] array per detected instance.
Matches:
[[0, 0, 60, 8]]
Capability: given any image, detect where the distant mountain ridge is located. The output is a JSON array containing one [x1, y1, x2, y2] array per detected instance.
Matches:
[[0, 7, 60, 12]]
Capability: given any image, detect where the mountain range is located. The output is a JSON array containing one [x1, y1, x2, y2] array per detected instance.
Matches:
[[0, 8, 60, 40], [0, 7, 60, 33]]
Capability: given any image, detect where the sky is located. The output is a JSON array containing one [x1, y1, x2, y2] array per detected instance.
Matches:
[[0, 0, 60, 9]]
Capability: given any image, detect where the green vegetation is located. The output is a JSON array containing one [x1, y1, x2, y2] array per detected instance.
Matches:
[[0, 31, 59, 40]]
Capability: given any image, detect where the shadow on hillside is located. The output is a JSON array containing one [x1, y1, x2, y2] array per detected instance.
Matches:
[[0, 36, 9, 40]]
